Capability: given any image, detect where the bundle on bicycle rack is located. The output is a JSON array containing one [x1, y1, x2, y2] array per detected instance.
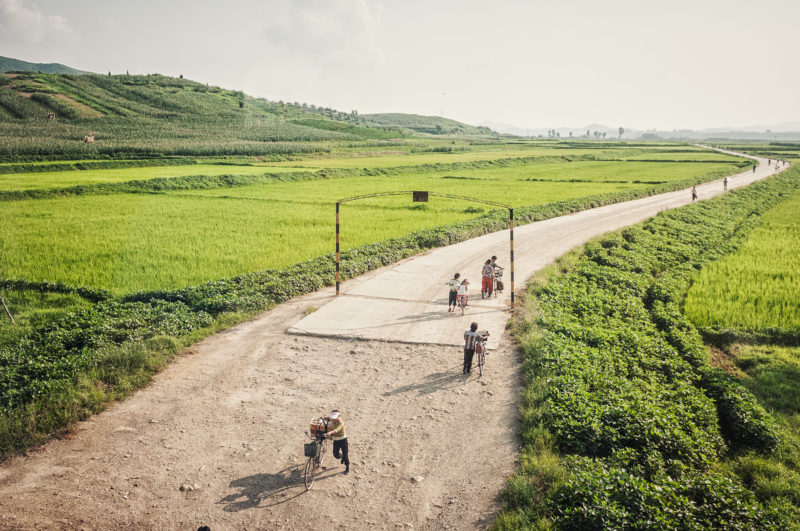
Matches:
[[494, 269, 504, 292], [309, 416, 330, 438]]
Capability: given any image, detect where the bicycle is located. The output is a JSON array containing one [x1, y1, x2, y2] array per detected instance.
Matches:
[[475, 332, 488, 376], [457, 294, 468, 315], [303, 431, 329, 489], [492, 268, 504, 298]]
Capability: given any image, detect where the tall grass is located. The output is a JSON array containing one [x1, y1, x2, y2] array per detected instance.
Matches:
[[0, 160, 741, 294], [686, 183, 800, 331]]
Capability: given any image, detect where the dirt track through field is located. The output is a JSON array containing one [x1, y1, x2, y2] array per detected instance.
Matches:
[[0, 149, 786, 530]]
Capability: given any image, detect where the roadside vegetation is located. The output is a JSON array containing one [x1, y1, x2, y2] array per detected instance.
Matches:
[[686, 188, 800, 336], [495, 165, 800, 528]]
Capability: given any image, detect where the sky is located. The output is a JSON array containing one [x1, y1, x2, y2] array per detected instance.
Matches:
[[1, 0, 799, 131]]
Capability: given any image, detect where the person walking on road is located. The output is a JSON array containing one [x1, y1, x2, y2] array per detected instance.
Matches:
[[448, 273, 461, 312], [481, 259, 493, 299], [753, 164, 757, 173], [323, 410, 349, 474], [723, 177, 728, 191], [463, 322, 489, 375], [691, 185, 698, 202], [490, 255, 504, 293]]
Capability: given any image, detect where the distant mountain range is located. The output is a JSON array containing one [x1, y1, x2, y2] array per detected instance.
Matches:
[[0, 56, 93, 75]]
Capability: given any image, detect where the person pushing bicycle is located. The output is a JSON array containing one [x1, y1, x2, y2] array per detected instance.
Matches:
[[490, 255, 504, 292], [322, 409, 349, 474], [463, 322, 489, 375]]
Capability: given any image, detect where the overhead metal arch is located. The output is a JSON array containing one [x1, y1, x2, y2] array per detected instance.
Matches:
[[336, 191, 515, 307]]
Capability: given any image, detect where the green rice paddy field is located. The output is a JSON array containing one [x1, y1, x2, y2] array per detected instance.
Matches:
[[1, 143, 748, 294], [686, 183, 800, 331], [0, 163, 305, 191]]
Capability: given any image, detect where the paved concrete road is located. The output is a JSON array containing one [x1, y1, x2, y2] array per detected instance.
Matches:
[[288, 149, 786, 348]]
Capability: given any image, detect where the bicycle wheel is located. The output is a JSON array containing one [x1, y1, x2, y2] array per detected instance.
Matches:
[[304, 456, 317, 489], [460, 301, 465, 315], [478, 349, 485, 376], [319, 440, 327, 469]]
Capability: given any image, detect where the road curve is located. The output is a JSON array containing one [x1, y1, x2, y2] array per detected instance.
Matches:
[[289, 148, 786, 348]]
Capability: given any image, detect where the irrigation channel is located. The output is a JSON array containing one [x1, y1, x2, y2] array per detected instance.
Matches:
[[0, 149, 786, 530]]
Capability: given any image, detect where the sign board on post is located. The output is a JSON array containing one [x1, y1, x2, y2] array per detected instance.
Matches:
[[412, 191, 428, 202]]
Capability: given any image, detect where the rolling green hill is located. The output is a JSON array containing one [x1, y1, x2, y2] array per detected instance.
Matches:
[[0, 56, 92, 75], [362, 112, 493, 135], [0, 71, 415, 160]]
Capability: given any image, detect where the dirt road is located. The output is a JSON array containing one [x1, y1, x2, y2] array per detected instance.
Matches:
[[0, 150, 783, 530]]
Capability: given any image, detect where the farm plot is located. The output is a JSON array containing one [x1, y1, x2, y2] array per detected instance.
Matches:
[[0, 159, 742, 294], [685, 186, 800, 331], [0, 163, 304, 191]]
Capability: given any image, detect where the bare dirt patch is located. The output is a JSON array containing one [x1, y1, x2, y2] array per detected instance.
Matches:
[[707, 345, 746, 377]]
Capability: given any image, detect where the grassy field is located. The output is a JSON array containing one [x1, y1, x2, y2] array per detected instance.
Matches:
[[0, 163, 306, 191], [686, 186, 800, 331], [0, 158, 742, 294], [723, 343, 800, 523]]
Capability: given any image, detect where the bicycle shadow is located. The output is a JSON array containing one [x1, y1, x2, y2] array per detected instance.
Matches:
[[218, 463, 340, 511], [383, 363, 467, 397]]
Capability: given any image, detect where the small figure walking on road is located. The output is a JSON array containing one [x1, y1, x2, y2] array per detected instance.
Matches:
[[768, 159, 772, 166], [723, 177, 728, 191], [753, 164, 757, 173], [691, 185, 698, 202], [447, 273, 461, 312], [323, 410, 349, 475], [463, 322, 489, 375]]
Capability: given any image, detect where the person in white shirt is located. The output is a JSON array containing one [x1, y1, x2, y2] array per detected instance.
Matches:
[[447, 273, 461, 312], [457, 279, 469, 306]]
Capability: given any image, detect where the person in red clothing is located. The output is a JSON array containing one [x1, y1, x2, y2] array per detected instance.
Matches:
[[481, 259, 493, 298]]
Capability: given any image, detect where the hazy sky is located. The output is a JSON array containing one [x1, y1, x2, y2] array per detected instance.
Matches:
[[2, 0, 798, 130]]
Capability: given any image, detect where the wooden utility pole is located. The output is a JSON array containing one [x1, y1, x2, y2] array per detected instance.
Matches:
[[1, 295, 14, 324]]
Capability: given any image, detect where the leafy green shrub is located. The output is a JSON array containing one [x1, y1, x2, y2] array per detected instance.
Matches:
[[497, 169, 800, 528], [700, 368, 780, 452], [549, 457, 780, 530]]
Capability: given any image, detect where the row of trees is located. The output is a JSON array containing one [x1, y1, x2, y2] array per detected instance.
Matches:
[[547, 127, 626, 139], [276, 101, 366, 124]]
